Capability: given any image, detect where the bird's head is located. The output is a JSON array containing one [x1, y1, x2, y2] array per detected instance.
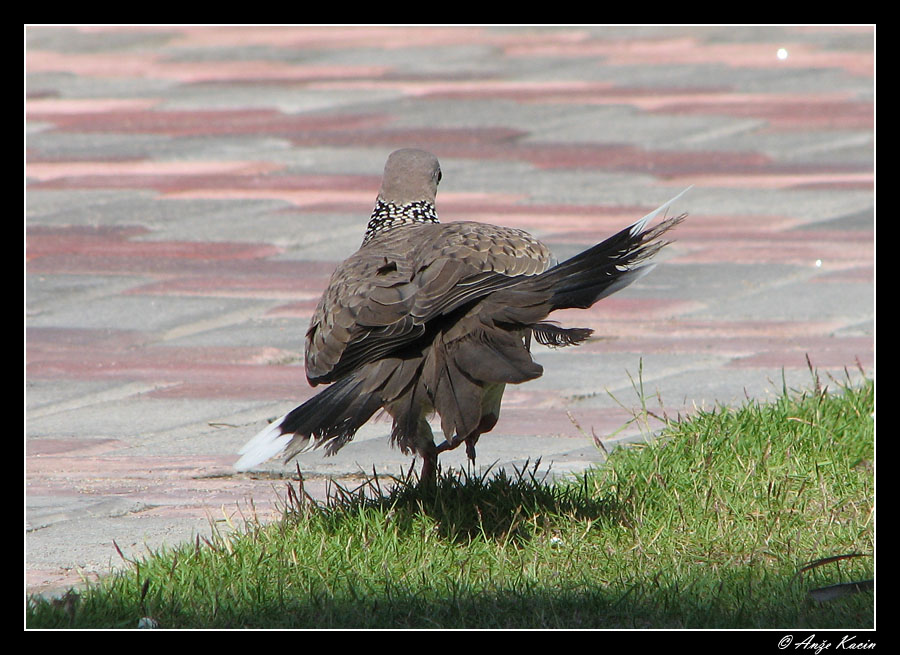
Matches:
[[377, 148, 442, 206]]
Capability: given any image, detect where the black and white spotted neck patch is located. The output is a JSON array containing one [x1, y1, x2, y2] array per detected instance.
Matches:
[[362, 200, 439, 245]]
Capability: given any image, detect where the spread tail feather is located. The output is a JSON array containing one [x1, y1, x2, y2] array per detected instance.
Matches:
[[531, 322, 594, 347], [235, 371, 383, 471], [499, 188, 689, 316], [235, 417, 293, 472]]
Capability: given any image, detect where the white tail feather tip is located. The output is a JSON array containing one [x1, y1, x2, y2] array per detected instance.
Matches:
[[629, 186, 692, 236], [234, 414, 291, 471]]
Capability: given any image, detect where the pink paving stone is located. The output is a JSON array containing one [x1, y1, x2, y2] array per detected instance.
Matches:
[[27, 327, 311, 391], [658, 172, 873, 190], [27, 453, 221, 479], [27, 455, 279, 507], [126, 275, 328, 301], [589, 319, 856, 341], [681, 227, 873, 245], [288, 126, 529, 149], [411, 84, 852, 112], [26, 49, 166, 77], [270, 202, 367, 215], [368, 140, 868, 181], [28, 320, 868, 394], [28, 449, 332, 524], [791, 180, 874, 191], [444, 210, 801, 243], [160, 188, 378, 207], [27, 570, 96, 594], [31, 116, 854, 183], [459, 212, 659, 239], [810, 267, 874, 283], [670, 214, 815, 234], [499, 405, 672, 441], [25, 98, 162, 115], [516, 147, 866, 180], [492, 411, 593, 439], [579, 334, 874, 361], [667, 227, 872, 266], [161, 188, 527, 211], [31, 107, 389, 137], [729, 348, 873, 369], [26, 438, 126, 457], [647, 98, 873, 131], [674, 240, 871, 268], [26, 48, 392, 83], [159, 61, 392, 84], [516, 144, 773, 174], [146, 380, 307, 401], [29, 254, 238, 277], [26, 160, 283, 181], [28, 338, 312, 399], [27, 225, 146, 261], [411, 139, 777, 177], [446, 200, 647, 217], [320, 136, 861, 180], [161, 25, 578, 51], [502, 36, 874, 78], [160, 25, 472, 49], [308, 78, 620, 97], [28, 241, 336, 279], [27, 358, 309, 398], [27, 325, 149, 349], [26, 226, 283, 262], [264, 300, 320, 319], [28, 340, 303, 371], [551, 298, 704, 324], [417, 84, 871, 129]]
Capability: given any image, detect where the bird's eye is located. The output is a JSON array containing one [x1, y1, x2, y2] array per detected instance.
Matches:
[[436, 170, 442, 184]]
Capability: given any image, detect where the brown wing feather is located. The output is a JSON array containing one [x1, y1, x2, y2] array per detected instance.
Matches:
[[304, 221, 552, 385]]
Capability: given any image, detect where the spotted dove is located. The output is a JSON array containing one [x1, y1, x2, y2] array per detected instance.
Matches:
[[235, 148, 688, 480]]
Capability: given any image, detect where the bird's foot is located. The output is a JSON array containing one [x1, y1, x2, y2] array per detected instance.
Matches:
[[419, 444, 439, 486], [465, 438, 477, 463]]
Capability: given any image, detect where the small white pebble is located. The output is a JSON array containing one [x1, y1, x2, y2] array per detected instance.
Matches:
[[815, 259, 822, 268], [777, 48, 789, 60]]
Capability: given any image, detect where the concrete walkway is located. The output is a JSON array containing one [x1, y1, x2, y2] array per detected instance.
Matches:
[[25, 25, 874, 596]]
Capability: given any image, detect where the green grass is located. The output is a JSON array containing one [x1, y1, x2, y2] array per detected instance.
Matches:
[[27, 372, 874, 629]]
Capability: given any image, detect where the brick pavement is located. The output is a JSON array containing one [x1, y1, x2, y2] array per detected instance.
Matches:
[[25, 25, 874, 596]]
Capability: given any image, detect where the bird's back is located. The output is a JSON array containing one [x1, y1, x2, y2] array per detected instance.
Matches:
[[304, 220, 554, 386]]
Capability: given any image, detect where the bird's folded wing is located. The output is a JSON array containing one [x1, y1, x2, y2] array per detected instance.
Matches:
[[304, 221, 553, 384]]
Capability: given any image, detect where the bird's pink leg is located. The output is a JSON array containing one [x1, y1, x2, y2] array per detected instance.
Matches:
[[419, 442, 438, 484]]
